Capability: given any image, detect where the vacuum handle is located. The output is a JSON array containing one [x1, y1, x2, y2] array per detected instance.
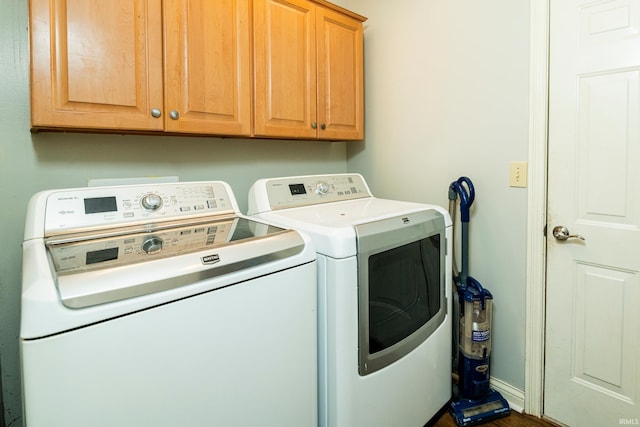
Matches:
[[449, 177, 475, 223], [456, 177, 475, 222]]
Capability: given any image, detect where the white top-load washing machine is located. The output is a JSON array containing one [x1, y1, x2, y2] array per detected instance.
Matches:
[[248, 173, 453, 427], [21, 181, 318, 427]]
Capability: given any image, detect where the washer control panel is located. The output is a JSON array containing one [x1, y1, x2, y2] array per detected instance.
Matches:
[[262, 174, 371, 210], [43, 181, 236, 234]]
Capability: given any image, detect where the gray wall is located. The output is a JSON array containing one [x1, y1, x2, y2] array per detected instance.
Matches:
[[344, 0, 531, 392], [0, 1, 347, 425]]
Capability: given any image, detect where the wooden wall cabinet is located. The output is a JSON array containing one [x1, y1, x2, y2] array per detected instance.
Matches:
[[254, 0, 365, 140], [163, 0, 251, 135], [29, 0, 251, 135], [29, 0, 365, 140]]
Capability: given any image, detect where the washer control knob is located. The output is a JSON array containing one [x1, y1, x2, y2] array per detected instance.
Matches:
[[142, 236, 163, 255], [315, 181, 330, 195], [141, 194, 163, 211]]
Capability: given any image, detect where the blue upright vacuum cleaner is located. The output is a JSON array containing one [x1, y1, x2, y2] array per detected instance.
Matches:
[[448, 177, 510, 427]]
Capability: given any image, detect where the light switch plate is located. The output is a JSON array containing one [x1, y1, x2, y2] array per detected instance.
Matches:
[[509, 161, 527, 188]]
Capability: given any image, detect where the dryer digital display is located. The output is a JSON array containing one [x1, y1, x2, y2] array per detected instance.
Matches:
[[289, 184, 307, 195]]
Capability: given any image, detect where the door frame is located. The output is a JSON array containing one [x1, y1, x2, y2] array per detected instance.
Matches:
[[524, 0, 550, 417]]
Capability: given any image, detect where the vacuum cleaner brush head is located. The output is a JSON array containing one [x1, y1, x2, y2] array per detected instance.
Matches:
[[450, 389, 511, 427]]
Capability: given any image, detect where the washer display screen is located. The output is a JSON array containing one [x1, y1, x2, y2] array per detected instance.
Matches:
[[86, 247, 119, 265], [84, 197, 118, 214]]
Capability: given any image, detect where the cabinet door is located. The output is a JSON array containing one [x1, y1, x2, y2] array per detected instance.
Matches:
[[316, 7, 364, 140], [29, 0, 164, 131], [164, 0, 251, 135], [254, 0, 317, 139]]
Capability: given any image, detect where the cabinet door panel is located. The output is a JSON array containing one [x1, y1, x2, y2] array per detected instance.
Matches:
[[164, 0, 251, 135], [316, 7, 364, 140], [254, 0, 317, 138], [29, 0, 164, 131]]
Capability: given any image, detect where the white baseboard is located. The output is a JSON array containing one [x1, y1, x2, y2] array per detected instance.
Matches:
[[490, 376, 525, 413]]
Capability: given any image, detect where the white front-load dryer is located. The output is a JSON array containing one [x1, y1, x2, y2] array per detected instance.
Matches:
[[248, 173, 453, 427]]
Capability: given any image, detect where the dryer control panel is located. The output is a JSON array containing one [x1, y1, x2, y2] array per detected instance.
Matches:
[[250, 173, 372, 212]]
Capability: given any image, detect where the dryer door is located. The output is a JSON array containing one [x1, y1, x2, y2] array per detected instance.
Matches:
[[355, 209, 446, 375]]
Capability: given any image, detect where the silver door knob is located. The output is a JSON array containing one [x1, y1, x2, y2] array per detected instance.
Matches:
[[552, 226, 585, 241], [151, 108, 162, 118], [169, 110, 179, 120]]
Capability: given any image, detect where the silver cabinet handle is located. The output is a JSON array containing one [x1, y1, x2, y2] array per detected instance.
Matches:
[[552, 226, 585, 241], [311, 122, 317, 129], [151, 108, 162, 118], [169, 110, 179, 120], [320, 123, 326, 130]]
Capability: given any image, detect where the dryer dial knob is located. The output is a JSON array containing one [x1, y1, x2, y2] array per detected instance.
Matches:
[[142, 236, 163, 255], [141, 194, 163, 211], [315, 182, 330, 195]]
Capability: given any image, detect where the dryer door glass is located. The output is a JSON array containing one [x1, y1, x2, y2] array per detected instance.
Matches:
[[368, 236, 441, 353]]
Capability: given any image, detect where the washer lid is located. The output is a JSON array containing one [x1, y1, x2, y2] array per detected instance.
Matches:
[[46, 217, 307, 308]]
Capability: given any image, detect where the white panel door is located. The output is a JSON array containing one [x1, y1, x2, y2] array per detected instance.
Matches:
[[545, 1, 640, 425]]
